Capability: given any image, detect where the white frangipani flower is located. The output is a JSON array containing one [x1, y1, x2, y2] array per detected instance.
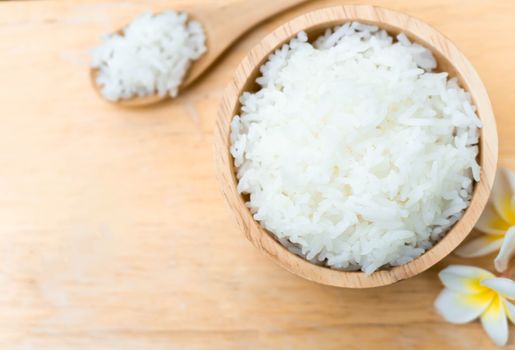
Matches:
[[456, 168, 515, 272], [435, 265, 515, 346]]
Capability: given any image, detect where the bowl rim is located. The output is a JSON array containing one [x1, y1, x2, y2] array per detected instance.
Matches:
[[214, 5, 498, 288]]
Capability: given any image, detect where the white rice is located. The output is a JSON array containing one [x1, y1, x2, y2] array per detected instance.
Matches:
[[230, 22, 481, 274], [91, 11, 206, 101]]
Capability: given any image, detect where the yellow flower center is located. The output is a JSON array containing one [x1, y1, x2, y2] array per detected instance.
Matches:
[[498, 194, 515, 226], [464, 290, 496, 307], [488, 216, 511, 232]]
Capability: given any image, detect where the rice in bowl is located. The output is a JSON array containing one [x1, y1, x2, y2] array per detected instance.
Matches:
[[229, 22, 481, 274]]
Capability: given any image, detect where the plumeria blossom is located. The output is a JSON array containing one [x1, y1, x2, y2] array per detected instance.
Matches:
[[456, 168, 515, 272], [435, 265, 515, 346]]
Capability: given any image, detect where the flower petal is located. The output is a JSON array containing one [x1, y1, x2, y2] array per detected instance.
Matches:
[[480, 295, 509, 347], [454, 235, 504, 258], [481, 277, 515, 300], [476, 203, 511, 235], [492, 168, 515, 225], [434, 288, 494, 324], [494, 227, 515, 273], [438, 265, 494, 294], [504, 298, 515, 324]]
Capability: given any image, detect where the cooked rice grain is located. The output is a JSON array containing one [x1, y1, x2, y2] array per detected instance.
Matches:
[[230, 23, 480, 273]]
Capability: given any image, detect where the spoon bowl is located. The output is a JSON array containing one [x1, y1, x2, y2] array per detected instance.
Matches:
[[214, 5, 498, 288], [90, 68, 167, 107], [90, 0, 307, 107]]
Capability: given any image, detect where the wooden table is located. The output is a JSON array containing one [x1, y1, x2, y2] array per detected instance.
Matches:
[[0, 0, 513, 349]]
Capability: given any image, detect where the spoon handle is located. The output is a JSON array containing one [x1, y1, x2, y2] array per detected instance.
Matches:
[[202, 0, 309, 38], [183, 0, 309, 87]]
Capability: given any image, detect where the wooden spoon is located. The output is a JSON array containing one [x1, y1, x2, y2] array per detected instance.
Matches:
[[91, 0, 307, 107]]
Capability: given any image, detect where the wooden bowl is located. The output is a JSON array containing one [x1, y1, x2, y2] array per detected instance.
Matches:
[[214, 5, 498, 288]]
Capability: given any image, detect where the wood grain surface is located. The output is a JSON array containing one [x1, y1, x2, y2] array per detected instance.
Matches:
[[0, 0, 513, 349]]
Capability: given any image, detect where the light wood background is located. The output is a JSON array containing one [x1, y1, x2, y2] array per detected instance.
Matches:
[[0, 0, 513, 349]]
